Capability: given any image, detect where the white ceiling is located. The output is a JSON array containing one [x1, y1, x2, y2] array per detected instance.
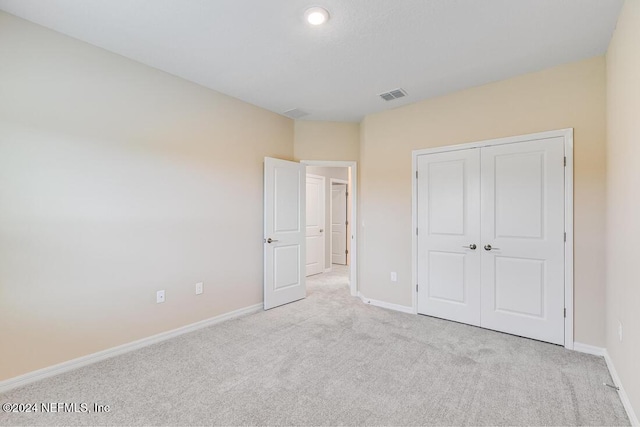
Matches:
[[0, 0, 624, 122]]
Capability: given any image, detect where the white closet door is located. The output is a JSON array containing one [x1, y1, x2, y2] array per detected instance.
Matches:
[[480, 138, 565, 345], [417, 149, 481, 326]]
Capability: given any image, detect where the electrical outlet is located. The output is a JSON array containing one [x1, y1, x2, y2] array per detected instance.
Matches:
[[156, 290, 165, 304], [390, 272, 397, 282], [195, 282, 203, 295], [618, 321, 623, 342]]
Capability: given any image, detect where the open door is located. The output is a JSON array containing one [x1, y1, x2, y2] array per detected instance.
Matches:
[[264, 157, 306, 310]]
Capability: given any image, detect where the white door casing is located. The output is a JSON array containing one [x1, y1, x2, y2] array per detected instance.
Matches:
[[306, 174, 325, 276], [480, 137, 565, 345], [264, 157, 306, 310], [417, 149, 481, 326], [331, 183, 348, 265]]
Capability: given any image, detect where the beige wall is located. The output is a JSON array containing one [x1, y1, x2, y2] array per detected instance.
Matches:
[[359, 56, 607, 347], [606, 0, 640, 418], [0, 12, 293, 381], [306, 166, 351, 269], [0, 7, 626, 395], [294, 121, 359, 161]]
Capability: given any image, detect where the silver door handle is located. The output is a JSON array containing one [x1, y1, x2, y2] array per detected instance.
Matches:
[[320, 229, 324, 233], [266, 238, 279, 244], [484, 244, 500, 251], [462, 244, 477, 250]]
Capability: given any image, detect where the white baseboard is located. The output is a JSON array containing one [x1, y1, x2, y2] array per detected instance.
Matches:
[[573, 342, 606, 356], [357, 292, 414, 314], [0, 303, 263, 394], [603, 349, 639, 426], [573, 342, 638, 425]]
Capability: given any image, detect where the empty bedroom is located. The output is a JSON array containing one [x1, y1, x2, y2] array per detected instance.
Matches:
[[0, 1, 638, 426]]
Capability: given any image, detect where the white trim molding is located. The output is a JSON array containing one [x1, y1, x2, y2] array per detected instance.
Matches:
[[572, 344, 639, 426], [563, 129, 575, 350], [0, 303, 263, 394], [358, 292, 414, 314], [603, 350, 640, 426], [411, 128, 575, 349], [572, 342, 606, 357]]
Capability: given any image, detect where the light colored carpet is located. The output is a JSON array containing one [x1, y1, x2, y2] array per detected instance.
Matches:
[[0, 265, 629, 426]]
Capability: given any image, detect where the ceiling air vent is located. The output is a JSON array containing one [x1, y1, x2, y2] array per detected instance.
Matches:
[[282, 108, 309, 119], [378, 88, 408, 101]]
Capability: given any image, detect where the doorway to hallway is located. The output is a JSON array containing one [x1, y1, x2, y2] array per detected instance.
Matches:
[[302, 161, 357, 297]]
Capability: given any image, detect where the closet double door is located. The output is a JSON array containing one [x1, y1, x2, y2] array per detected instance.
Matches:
[[416, 137, 566, 345]]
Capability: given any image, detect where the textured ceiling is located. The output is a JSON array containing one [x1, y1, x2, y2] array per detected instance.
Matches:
[[0, 0, 624, 122]]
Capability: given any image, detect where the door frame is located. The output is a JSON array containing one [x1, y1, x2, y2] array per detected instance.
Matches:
[[330, 178, 349, 268], [411, 128, 574, 349], [301, 160, 358, 297], [306, 173, 326, 276]]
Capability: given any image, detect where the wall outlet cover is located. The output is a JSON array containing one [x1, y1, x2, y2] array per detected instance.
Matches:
[[195, 282, 203, 295], [156, 290, 165, 304]]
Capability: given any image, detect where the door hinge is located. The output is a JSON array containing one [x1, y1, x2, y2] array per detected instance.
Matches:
[[345, 249, 349, 255], [415, 171, 418, 179], [564, 308, 567, 318], [346, 192, 349, 197], [564, 157, 567, 167], [416, 228, 418, 236], [564, 232, 567, 242], [416, 284, 419, 292]]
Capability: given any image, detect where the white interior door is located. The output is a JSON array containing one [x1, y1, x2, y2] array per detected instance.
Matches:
[[306, 174, 325, 276], [263, 157, 306, 310], [480, 138, 565, 345], [417, 149, 481, 326], [331, 183, 347, 265]]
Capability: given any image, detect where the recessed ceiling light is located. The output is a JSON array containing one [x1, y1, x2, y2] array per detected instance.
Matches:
[[304, 7, 330, 26]]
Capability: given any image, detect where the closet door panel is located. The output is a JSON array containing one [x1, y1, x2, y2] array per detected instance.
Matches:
[[480, 138, 565, 345], [417, 149, 481, 325]]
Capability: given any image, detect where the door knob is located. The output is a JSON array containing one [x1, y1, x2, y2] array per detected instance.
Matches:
[[462, 244, 477, 250], [266, 238, 279, 244], [320, 229, 324, 233], [484, 244, 500, 251]]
